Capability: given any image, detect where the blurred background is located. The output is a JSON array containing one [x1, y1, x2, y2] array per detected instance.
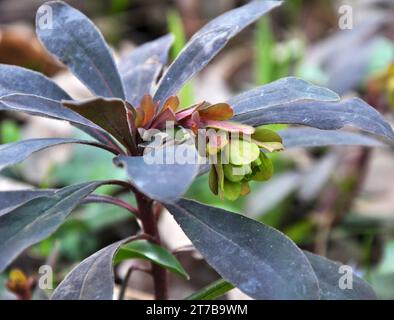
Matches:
[[0, 0, 393, 299]]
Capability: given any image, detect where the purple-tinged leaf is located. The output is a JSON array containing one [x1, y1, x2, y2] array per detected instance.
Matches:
[[0, 190, 53, 217], [0, 138, 119, 172], [0, 94, 102, 131], [154, 0, 282, 106], [119, 34, 174, 106], [0, 64, 70, 100], [279, 128, 385, 149], [304, 251, 377, 300], [114, 145, 200, 202], [52, 240, 125, 300], [0, 181, 114, 271], [234, 98, 394, 141], [63, 97, 134, 150], [165, 199, 320, 300], [36, 1, 125, 99], [229, 77, 339, 116]]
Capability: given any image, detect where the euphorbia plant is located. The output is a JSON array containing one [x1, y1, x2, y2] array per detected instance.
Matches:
[[0, 0, 393, 300]]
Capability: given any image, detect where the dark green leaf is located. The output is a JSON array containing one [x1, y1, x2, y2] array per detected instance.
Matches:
[[63, 97, 134, 150], [234, 98, 394, 141], [186, 279, 234, 300], [229, 77, 340, 116], [165, 199, 320, 300], [0, 64, 70, 100], [0, 181, 110, 271], [119, 34, 173, 106], [154, 0, 282, 106], [304, 251, 377, 300], [36, 1, 125, 99], [279, 128, 385, 148], [115, 240, 189, 279], [52, 240, 125, 300], [0, 138, 118, 172], [114, 144, 200, 202]]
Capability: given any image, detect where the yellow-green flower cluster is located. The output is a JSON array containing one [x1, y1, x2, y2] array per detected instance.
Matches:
[[208, 126, 284, 200]]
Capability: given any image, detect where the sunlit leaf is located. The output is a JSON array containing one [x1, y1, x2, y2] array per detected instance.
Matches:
[[154, 0, 282, 106], [165, 199, 320, 299], [279, 128, 385, 148], [36, 1, 125, 98], [229, 77, 340, 117], [114, 144, 200, 202], [0, 138, 118, 172], [234, 97, 394, 141], [0, 64, 70, 100]]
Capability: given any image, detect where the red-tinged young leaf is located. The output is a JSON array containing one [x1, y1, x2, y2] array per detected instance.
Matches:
[[135, 108, 145, 128], [63, 97, 134, 150], [175, 103, 202, 121], [151, 108, 176, 129], [162, 96, 180, 112], [199, 103, 233, 121], [140, 95, 156, 127]]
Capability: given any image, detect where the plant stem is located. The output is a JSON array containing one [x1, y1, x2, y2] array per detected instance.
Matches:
[[135, 191, 168, 300]]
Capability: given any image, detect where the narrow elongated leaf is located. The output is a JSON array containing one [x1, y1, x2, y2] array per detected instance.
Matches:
[[119, 34, 174, 106], [114, 145, 200, 202], [165, 199, 320, 300], [234, 98, 394, 141], [154, 0, 282, 106], [63, 98, 134, 150], [115, 240, 189, 279], [0, 94, 121, 149], [52, 240, 125, 300], [36, 1, 125, 99], [279, 128, 385, 148], [0, 181, 110, 271], [304, 251, 377, 300], [0, 138, 118, 172], [0, 94, 102, 131], [0, 190, 53, 217], [0, 64, 70, 100], [229, 77, 340, 116], [186, 279, 234, 300]]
